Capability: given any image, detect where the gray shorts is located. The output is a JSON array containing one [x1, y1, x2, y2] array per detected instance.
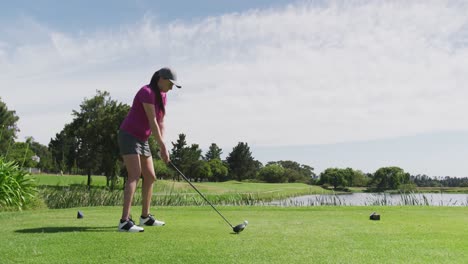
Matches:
[[118, 130, 152, 157]]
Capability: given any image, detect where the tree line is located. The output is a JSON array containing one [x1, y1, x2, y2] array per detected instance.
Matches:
[[1, 92, 468, 191]]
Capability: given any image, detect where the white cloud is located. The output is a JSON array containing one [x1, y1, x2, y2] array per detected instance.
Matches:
[[1, 1, 468, 150]]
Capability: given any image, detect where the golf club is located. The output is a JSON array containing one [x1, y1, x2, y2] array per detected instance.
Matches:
[[169, 161, 248, 234]]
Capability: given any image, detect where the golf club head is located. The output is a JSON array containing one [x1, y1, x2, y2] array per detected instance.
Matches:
[[233, 220, 248, 234]]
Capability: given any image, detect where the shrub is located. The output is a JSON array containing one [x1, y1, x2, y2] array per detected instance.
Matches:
[[398, 183, 417, 193], [154, 159, 174, 179], [0, 157, 37, 210]]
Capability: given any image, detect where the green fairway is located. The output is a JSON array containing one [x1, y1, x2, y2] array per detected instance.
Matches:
[[32, 174, 330, 195], [161, 180, 330, 195], [32, 174, 109, 187], [0, 206, 466, 264]]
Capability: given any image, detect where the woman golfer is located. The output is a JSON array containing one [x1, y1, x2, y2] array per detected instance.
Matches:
[[117, 67, 181, 232]]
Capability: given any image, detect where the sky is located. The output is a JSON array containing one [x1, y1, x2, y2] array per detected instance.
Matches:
[[1, 0, 468, 177]]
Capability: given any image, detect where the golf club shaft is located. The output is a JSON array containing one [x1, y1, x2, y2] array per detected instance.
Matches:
[[169, 162, 234, 228]]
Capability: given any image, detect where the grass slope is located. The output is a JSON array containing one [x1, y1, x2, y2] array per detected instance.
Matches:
[[0, 206, 466, 264], [32, 174, 109, 187], [32, 174, 331, 195]]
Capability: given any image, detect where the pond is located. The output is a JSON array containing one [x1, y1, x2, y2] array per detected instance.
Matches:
[[270, 193, 468, 206]]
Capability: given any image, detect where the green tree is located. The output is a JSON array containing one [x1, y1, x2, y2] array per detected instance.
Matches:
[[319, 168, 348, 189], [258, 164, 286, 183], [319, 167, 369, 189], [5, 140, 37, 168], [350, 169, 369, 187], [204, 143, 223, 160], [170, 133, 188, 171], [74, 91, 106, 185], [191, 160, 212, 182], [95, 95, 130, 188], [49, 123, 79, 174], [207, 158, 228, 182], [225, 142, 260, 181], [371, 166, 410, 191], [153, 159, 174, 179], [72, 90, 129, 187], [29, 140, 54, 172], [170, 134, 208, 180], [184, 144, 204, 180], [283, 168, 303, 183], [267, 160, 315, 183], [0, 98, 19, 156], [49, 91, 129, 188]]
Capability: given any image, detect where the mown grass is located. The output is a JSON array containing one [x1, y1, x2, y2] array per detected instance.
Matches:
[[31, 174, 110, 187], [0, 206, 466, 263], [32, 174, 328, 195]]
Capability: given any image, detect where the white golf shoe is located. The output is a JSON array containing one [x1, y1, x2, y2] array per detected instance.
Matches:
[[140, 214, 165, 226], [118, 218, 144, 232]]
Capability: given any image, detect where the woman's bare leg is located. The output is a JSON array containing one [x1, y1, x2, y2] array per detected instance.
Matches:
[[140, 155, 156, 217], [121, 154, 141, 221]]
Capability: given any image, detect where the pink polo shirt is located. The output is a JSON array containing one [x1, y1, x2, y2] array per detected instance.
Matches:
[[120, 85, 167, 141]]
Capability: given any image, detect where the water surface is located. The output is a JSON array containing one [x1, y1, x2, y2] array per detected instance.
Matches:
[[271, 193, 468, 206]]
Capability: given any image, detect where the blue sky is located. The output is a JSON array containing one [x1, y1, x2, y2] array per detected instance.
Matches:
[[0, 0, 296, 31], [1, 0, 468, 177]]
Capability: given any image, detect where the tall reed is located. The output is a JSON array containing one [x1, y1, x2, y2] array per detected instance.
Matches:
[[38, 185, 302, 208], [0, 157, 36, 210]]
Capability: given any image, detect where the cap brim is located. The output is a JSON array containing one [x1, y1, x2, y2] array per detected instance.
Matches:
[[169, 79, 182, 88]]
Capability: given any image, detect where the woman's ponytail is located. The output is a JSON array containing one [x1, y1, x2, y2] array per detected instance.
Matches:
[[148, 71, 166, 116]]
